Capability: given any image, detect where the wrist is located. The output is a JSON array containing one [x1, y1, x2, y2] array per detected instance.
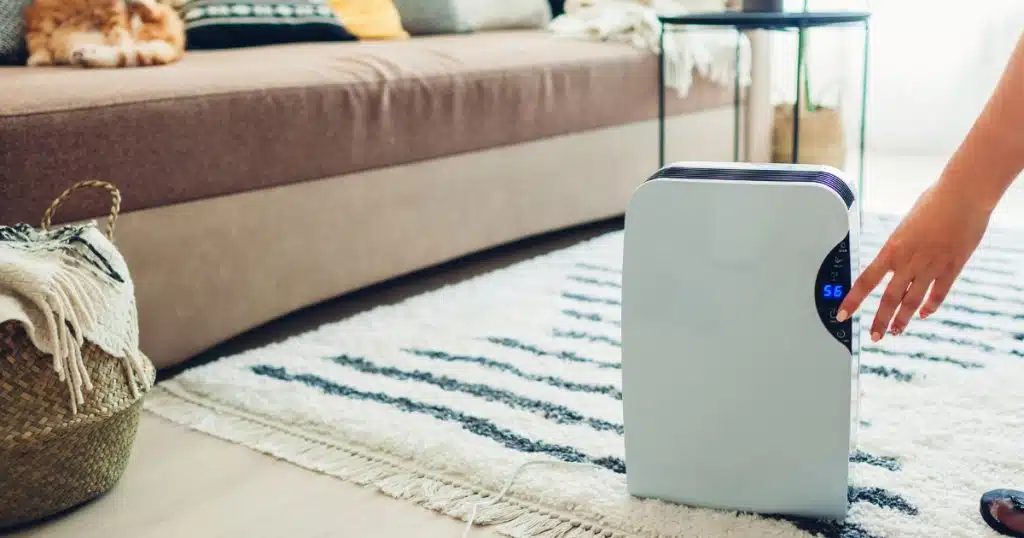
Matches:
[[934, 163, 1001, 216], [935, 133, 1018, 214]]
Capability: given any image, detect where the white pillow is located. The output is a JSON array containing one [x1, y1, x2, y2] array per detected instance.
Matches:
[[454, 0, 553, 31]]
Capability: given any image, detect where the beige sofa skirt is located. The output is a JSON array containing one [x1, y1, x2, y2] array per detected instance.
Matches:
[[114, 109, 743, 370]]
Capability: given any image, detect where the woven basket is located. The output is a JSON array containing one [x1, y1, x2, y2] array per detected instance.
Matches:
[[0, 181, 155, 530], [772, 104, 847, 170], [771, 20, 848, 170]]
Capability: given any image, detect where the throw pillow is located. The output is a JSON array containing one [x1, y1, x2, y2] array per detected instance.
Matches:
[[390, 0, 463, 35], [326, 0, 408, 40], [178, 0, 358, 50], [0, 0, 30, 65], [457, 0, 552, 32], [392, 0, 552, 35]]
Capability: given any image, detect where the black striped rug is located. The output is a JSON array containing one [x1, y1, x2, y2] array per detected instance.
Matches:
[[148, 213, 1024, 538]]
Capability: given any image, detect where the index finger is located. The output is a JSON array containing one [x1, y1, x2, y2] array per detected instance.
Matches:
[[837, 254, 890, 322]]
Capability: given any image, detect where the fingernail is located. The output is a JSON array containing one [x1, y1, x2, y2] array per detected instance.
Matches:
[[920, 311, 930, 319], [891, 326, 902, 336], [836, 310, 848, 322], [871, 332, 881, 342]]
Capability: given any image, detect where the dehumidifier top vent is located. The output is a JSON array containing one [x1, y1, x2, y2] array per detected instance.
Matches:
[[647, 163, 855, 208]]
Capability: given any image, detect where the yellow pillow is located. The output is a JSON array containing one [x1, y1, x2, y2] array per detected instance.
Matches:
[[328, 0, 410, 40]]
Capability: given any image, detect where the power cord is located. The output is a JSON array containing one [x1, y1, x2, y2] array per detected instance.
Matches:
[[460, 460, 606, 538]]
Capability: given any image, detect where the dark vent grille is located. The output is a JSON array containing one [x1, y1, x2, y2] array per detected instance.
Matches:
[[648, 166, 855, 208]]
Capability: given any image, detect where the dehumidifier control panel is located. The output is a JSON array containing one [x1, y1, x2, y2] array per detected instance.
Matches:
[[816, 234, 854, 351]]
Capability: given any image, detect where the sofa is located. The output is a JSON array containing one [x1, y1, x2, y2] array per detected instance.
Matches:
[[0, 4, 775, 535], [1, 28, 772, 374]]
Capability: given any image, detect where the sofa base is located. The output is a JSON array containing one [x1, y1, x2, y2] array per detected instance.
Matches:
[[113, 109, 740, 369]]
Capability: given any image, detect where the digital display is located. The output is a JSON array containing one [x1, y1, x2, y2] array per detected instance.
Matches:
[[816, 235, 853, 352], [822, 284, 845, 299]]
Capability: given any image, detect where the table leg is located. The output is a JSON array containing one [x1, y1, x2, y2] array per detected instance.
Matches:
[[858, 20, 871, 210], [733, 29, 741, 162], [658, 26, 666, 168], [792, 27, 805, 164]]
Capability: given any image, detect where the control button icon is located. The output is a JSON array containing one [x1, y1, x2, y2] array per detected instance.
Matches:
[[836, 330, 847, 339]]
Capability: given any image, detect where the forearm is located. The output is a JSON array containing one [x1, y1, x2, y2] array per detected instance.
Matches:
[[938, 31, 1024, 211]]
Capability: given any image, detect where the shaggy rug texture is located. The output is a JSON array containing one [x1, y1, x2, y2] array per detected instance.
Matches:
[[147, 213, 1024, 538]]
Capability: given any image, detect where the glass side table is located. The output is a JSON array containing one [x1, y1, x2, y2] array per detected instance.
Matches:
[[658, 11, 871, 198]]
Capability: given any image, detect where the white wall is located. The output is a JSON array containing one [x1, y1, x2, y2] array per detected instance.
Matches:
[[768, 0, 1023, 157]]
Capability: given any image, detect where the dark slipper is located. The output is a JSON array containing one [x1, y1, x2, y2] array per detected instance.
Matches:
[[981, 489, 1024, 537]]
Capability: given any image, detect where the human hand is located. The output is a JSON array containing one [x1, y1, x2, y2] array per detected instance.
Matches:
[[837, 180, 992, 342]]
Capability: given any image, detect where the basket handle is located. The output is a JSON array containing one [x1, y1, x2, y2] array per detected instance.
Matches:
[[40, 180, 121, 240]]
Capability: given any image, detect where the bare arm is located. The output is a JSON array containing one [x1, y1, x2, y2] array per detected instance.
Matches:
[[837, 31, 1024, 338], [938, 31, 1024, 211]]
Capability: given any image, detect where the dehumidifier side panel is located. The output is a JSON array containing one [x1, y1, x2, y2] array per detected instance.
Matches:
[[621, 178, 853, 521]]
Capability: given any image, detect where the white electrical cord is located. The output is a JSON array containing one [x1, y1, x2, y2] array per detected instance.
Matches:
[[460, 460, 606, 538]]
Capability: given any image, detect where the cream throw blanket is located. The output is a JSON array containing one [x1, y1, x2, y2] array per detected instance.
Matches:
[[548, 0, 751, 96], [0, 222, 151, 414]]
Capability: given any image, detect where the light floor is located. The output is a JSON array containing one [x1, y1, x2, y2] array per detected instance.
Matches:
[[863, 152, 1024, 229], [9, 151, 1024, 538]]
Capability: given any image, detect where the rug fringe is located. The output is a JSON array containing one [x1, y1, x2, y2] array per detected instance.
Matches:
[[145, 384, 621, 538]]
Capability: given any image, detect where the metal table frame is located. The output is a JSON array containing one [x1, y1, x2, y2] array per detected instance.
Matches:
[[658, 11, 871, 197]]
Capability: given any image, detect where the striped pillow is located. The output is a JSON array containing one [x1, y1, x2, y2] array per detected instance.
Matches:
[[178, 0, 358, 50]]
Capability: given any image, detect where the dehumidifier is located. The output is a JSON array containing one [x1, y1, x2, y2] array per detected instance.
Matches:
[[621, 162, 861, 521]]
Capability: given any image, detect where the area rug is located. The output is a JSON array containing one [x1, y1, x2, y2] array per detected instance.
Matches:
[[146, 212, 1024, 538]]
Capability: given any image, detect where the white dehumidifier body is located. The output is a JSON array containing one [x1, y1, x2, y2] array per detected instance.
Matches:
[[621, 162, 861, 521]]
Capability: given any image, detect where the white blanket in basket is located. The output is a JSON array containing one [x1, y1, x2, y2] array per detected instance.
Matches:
[[0, 222, 150, 413]]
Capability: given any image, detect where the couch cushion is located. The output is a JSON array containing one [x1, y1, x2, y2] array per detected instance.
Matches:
[[0, 30, 735, 225]]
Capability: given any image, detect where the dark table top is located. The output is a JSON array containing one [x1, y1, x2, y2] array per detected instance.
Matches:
[[659, 11, 870, 30]]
